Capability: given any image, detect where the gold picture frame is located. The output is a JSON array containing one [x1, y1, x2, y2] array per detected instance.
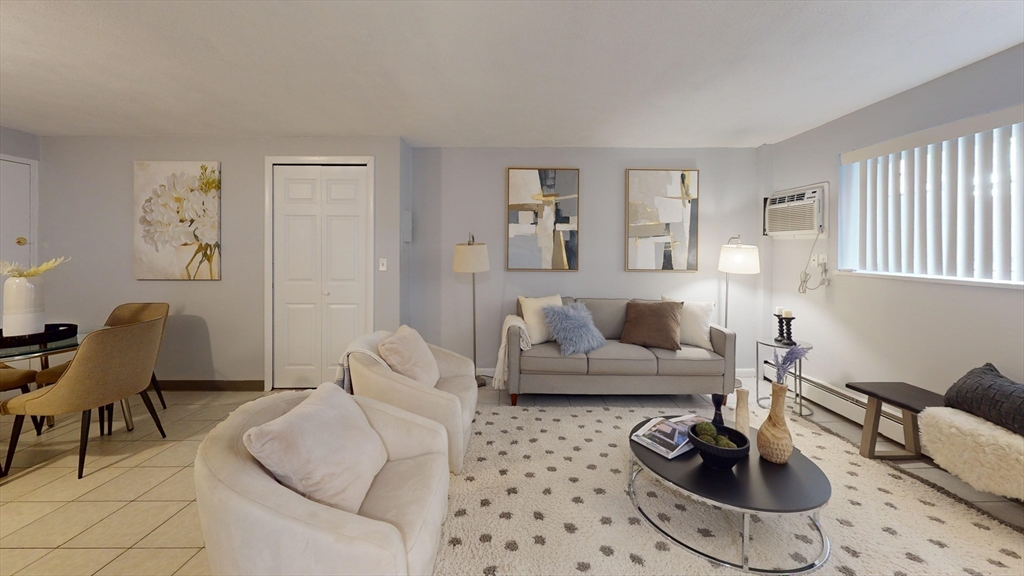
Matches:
[[625, 168, 699, 271], [506, 167, 580, 271]]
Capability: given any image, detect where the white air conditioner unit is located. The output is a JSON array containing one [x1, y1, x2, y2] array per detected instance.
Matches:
[[763, 183, 827, 239]]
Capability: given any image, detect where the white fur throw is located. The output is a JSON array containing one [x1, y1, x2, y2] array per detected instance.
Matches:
[[919, 406, 1024, 501]]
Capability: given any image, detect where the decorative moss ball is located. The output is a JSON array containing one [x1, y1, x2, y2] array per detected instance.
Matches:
[[697, 434, 717, 445], [693, 422, 717, 437], [717, 438, 738, 449]]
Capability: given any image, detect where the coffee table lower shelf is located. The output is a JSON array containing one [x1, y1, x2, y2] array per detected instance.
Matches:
[[627, 454, 831, 574]]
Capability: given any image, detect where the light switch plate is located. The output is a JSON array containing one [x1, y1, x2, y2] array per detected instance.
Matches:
[[378, 258, 387, 271]]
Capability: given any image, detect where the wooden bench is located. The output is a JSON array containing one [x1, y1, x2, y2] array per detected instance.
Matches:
[[845, 381, 944, 459]]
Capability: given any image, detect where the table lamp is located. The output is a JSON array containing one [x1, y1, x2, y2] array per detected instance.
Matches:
[[718, 235, 760, 328], [453, 234, 489, 386]]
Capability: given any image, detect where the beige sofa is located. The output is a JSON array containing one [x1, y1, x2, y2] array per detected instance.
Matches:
[[348, 331, 478, 474], [195, 392, 449, 576], [506, 297, 735, 406]]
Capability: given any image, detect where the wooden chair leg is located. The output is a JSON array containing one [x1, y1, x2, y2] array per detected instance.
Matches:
[[106, 403, 114, 435], [140, 390, 166, 438], [510, 394, 518, 407], [151, 373, 166, 409], [98, 405, 106, 437], [1, 415, 25, 477], [78, 410, 91, 479], [18, 385, 44, 436]]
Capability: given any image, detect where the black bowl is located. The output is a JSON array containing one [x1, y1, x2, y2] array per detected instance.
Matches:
[[688, 424, 750, 470]]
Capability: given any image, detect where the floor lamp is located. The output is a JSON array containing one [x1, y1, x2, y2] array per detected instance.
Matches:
[[453, 234, 489, 387], [717, 235, 760, 329]]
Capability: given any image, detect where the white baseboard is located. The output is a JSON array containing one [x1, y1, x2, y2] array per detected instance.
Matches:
[[736, 368, 755, 378], [477, 367, 495, 377]]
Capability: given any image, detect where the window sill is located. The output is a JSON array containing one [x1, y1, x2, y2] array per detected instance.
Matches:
[[834, 270, 1024, 290]]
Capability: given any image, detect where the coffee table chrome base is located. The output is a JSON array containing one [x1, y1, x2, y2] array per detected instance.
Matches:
[[628, 456, 830, 574]]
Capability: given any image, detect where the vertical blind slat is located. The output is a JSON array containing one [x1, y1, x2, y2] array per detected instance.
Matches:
[[901, 149, 915, 274], [926, 143, 942, 275], [1011, 123, 1024, 283], [857, 160, 868, 271], [941, 139, 958, 276], [975, 130, 994, 279], [957, 135, 975, 278], [914, 147, 927, 275], [865, 158, 877, 271], [992, 126, 1012, 281], [877, 155, 889, 271], [888, 152, 902, 274]]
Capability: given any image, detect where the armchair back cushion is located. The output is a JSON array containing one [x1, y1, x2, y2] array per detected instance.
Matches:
[[243, 383, 387, 513], [377, 325, 440, 387]]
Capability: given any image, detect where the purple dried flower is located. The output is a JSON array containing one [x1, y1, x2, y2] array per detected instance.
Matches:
[[773, 346, 809, 384]]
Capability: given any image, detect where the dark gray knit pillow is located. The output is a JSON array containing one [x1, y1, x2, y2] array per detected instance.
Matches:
[[944, 363, 1024, 436]]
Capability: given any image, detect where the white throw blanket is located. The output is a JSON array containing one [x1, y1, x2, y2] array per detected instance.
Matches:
[[336, 348, 389, 393], [492, 315, 532, 390]]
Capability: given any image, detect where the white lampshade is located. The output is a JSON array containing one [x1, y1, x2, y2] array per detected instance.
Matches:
[[453, 242, 490, 273], [718, 243, 760, 274]]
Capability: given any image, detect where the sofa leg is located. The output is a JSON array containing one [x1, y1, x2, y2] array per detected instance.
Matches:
[[510, 394, 517, 407]]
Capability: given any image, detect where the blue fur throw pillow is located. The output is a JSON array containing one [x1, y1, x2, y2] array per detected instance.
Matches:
[[543, 302, 606, 356]]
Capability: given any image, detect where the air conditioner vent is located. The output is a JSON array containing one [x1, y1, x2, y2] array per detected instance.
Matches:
[[763, 183, 827, 239]]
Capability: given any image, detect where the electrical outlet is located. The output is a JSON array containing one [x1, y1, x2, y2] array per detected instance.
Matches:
[[378, 258, 387, 271], [818, 254, 827, 266], [810, 254, 819, 266]]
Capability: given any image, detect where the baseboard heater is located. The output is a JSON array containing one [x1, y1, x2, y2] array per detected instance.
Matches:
[[762, 361, 904, 427]]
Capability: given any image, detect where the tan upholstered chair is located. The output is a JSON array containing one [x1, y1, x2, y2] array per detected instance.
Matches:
[[36, 303, 170, 423], [1, 318, 167, 479], [0, 363, 45, 436]]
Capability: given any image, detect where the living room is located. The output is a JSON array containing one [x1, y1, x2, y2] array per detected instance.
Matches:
[[0, 2, 1022, 575]]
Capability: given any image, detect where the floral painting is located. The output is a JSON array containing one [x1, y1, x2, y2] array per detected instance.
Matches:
[[134, 161, 221, 280]]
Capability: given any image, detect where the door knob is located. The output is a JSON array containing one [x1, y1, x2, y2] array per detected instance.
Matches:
[[15, 237, 27, 246]]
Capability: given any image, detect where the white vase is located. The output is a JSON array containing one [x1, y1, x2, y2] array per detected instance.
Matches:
[[2, 276, 45, 336]]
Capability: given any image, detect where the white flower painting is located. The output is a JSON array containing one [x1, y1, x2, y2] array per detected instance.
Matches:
[[134, 161, 221, 280]]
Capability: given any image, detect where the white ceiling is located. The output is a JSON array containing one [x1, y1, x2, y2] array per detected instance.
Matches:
[[1, 1, 1021, 147]]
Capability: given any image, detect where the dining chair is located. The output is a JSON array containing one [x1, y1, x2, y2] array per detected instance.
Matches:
[[0, 317, 167, 479], [0, 363, 44, 435], [35, 303, 170, 430]]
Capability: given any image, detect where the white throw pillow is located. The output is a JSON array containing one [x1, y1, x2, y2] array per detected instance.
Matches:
[[243, 383, 387, 514], [518, 294, 563, 344], [661, 296, 716, 350], [378, 325, 441, 387]]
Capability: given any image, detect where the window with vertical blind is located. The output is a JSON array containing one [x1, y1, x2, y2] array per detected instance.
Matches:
[[839, 104, 1024, 286]]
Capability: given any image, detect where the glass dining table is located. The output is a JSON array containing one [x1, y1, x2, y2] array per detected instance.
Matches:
[[0, 327, 138, 430]]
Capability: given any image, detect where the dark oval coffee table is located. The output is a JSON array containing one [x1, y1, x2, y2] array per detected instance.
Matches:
[[629, 417, 832, 573]]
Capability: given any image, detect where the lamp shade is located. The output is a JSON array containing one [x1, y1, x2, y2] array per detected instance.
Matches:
[[453, 242, 490, 273], [718, 244, 760, 274]]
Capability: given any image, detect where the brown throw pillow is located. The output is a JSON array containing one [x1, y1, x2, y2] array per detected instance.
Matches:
[[619, 301, 683, 351]]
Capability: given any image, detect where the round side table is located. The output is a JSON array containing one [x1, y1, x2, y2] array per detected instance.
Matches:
[[756, 339, 813, 416]]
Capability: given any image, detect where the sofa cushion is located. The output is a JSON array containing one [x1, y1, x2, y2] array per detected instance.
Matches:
[[544, 302, 607, 356], [242, 383, 387, 514], [378, 325, 440, 387], [662, 297, 716, 350], [619, 301, 683, 351], [944, 363, 1024, 436], [359, 452, 449, 574], [518, 294, 564, 344], [520, 342, 587, 374], [575, 298, 630, 339], [652, 346, 726, 376], [435, 376, 478, 433], [587, 340, 657, 375]]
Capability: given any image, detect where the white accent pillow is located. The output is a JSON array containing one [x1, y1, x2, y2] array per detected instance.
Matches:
[[243, 383, 387, 514], [661, 296, 716, 350], [378, 325, 440, 387], [518, 294, 563, 344]]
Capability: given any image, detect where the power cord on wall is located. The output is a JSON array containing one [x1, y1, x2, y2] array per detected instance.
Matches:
[[798, 229, 830, 294]]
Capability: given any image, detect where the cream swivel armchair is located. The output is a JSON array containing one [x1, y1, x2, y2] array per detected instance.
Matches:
[[0, 317, 167, 479], [195, 392, 450, 576], [346, 331, 477, 474]]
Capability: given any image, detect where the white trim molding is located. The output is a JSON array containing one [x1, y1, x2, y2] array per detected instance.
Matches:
[[264, 156, 376, 392]]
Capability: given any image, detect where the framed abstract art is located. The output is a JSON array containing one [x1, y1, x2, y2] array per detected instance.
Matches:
[[506, 168, 579, 271], [625, 169, 698, 271]]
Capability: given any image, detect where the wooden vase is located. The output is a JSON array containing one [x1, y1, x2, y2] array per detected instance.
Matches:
[[756, 382, 793, 464], [734, 389, 749, 434]]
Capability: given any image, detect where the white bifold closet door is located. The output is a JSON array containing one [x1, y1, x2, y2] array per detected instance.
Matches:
[[273, 165, 371, 388]]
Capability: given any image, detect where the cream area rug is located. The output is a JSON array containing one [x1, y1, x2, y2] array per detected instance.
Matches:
[[433, 400, 1024, 576]]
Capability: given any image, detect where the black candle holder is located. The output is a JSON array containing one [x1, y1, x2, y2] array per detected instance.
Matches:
[[773, 314, 796, 346]]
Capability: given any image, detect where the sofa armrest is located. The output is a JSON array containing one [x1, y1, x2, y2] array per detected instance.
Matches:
[[506, 325, 522, 394], [427, 343, 475, 379], [355, 395, 449, 462], [350, 356, 461, 456], [710, 324, 736, 394]]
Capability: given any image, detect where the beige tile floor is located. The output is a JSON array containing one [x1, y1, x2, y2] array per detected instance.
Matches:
[[0, 390, 263, 576], [2, 380, 1020, 575]]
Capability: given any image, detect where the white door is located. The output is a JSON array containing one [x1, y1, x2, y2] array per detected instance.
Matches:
[[273, 165, 372, 388], [0, 158, 34, 316]]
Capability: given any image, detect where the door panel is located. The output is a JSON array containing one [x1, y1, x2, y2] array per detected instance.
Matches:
[[273, 164, 370, 388], [0, 159, 33, 315]]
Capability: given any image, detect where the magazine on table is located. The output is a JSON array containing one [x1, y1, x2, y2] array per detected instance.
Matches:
[[631, 414, 706, 459]]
